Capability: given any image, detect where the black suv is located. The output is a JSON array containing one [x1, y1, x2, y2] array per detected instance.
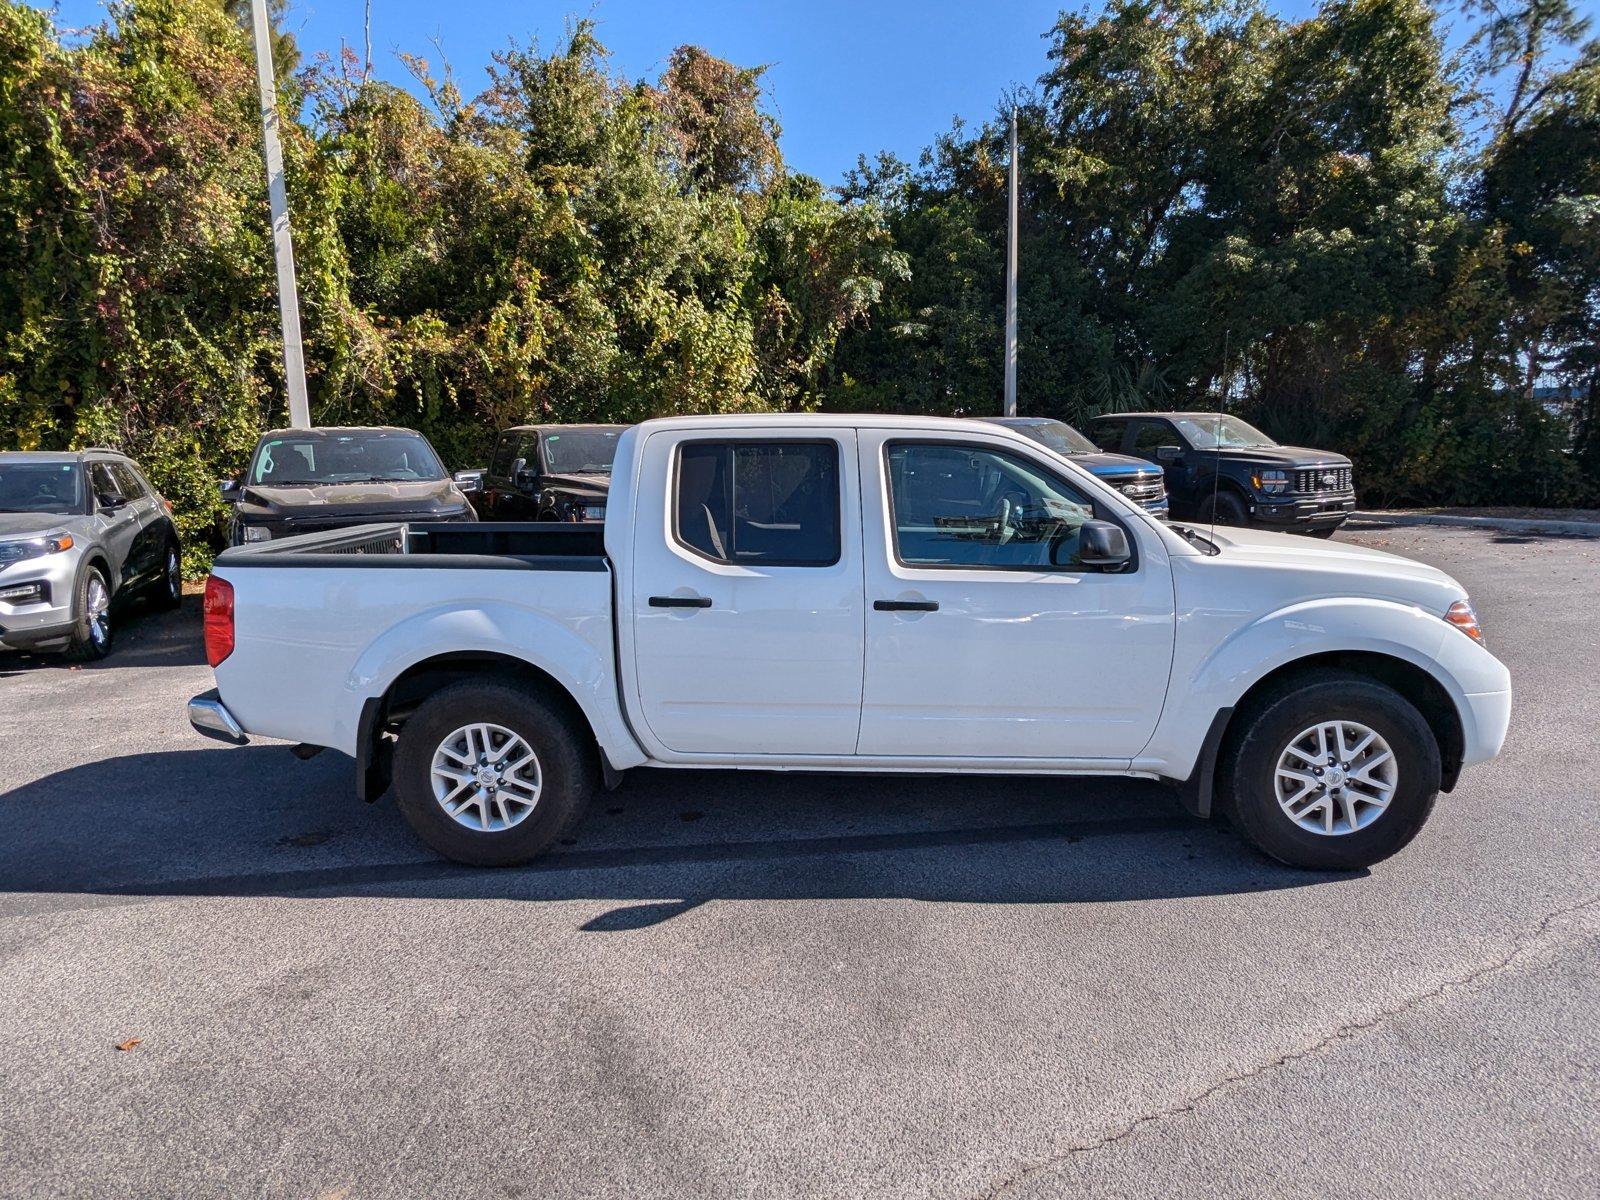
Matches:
[[478, 425, 625, 522], [1088, 412, 1355, 537], [222, 427, 479, 546]]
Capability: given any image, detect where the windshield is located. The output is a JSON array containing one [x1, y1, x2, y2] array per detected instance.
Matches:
[[541, 429, 622, 474], [1007, 419, 1100, 456], [0, 462, 84, 514], [250, 433, 445, 485], [1171, 415, 1278, 450]]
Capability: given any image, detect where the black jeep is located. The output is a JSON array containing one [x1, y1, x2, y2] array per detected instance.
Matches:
[[478, 425, 625, 522], [1088, 412, 1355, 537]]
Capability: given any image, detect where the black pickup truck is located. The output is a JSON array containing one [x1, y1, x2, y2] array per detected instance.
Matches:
[[478, 425, 626, 522], [221, 427, 480, 546], [1089, 412, 1356, 537]]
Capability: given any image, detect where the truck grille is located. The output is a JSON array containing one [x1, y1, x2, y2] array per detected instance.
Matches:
[[1118, 476, 1168, 509], [1294, 466, 1352, 494]]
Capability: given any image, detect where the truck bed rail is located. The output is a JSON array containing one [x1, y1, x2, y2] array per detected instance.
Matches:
[[217, 522, 607, 570]]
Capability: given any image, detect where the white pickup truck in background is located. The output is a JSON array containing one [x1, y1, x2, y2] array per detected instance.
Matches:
[[189, 415, 1511, 871]]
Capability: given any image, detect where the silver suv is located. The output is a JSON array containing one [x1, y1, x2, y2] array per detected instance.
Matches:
[[0, 450, 182, 660]]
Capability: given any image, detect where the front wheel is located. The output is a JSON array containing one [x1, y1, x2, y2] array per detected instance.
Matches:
[[1218, 670, 1441, 870], [392, 680, 595, 866], [63, 564, 114, 661], [1198, 490, 1250, 527]]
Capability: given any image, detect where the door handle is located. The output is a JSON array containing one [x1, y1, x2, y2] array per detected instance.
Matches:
[[874, 599, 938, 612], [649, 595, 712, 608]]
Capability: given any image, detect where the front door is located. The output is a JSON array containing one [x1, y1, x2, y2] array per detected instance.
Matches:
[[628, 428, 865, 757], [856, 432, 1175, 761], [88, 462, 143, 589]]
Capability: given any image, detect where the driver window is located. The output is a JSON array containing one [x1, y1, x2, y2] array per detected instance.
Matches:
[[1130, 421, 1177, 461], [89, 463, 122, 505], [887, 443, 1097, 570]]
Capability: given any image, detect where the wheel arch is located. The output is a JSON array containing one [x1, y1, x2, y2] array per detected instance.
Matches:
[[1197, 651, 1465, 814], [79, 548, 115, 598], [357, 650, 623, 802]]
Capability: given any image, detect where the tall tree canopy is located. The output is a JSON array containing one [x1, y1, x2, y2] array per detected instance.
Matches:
[[0, 2, 903, 564], [828, 0, 1600, 507]]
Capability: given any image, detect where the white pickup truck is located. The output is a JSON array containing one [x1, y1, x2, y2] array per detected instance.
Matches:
[[189, 415, 1511, 871]]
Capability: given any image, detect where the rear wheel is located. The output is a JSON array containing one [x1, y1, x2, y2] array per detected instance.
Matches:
[[63, 564, 113, 661], [1219, 670, 1440, 870], [151, 541, 183, 610], [393, 680, 594, 866]]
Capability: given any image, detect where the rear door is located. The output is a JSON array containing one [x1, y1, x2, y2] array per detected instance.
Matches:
[[110, 462, 165, 586], [627, 427, 865, 757], [855, 431, 1175, 761]]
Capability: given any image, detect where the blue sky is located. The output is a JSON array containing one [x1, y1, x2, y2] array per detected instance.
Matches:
[[42, 0, 1481, 183]]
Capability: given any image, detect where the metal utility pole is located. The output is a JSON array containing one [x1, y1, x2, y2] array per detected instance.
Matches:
[[1004, 109, 1017, 419], [250, 0, 311, 429]]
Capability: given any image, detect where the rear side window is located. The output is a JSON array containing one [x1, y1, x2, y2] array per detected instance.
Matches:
[[674, 440, 840, 566]]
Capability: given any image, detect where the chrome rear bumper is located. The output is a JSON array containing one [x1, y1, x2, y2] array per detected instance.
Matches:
[[189, 688, 248, 745]]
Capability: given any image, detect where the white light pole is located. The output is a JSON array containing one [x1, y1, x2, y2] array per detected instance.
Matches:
[[250, 0, 311, 429], [1003, 106, 1019, 418]]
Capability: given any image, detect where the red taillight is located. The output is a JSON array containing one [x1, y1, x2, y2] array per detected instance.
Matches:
[[203, 575, 235, 667]]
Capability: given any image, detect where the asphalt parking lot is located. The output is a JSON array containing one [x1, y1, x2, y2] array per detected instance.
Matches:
[[1, 524, 1595, 1199]]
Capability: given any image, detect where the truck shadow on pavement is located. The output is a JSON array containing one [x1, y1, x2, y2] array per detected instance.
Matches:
[[0, 746, 1349, 922]]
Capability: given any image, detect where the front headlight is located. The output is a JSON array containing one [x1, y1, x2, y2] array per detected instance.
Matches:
[[241, 525, 273, 543], [1444, 598, 1484, 644], [0, 533, 74, 565], [1252, 469, 1289, 494]]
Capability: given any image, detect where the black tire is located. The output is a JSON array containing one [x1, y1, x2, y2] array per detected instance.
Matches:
[[1218, 670, 1441, 870], [151, 539, 183, 610], [63, 563, 114, 662], [1199, 489, 1250, 527], [393, 680, 595, 867], [1304, 526, 1338, 539]]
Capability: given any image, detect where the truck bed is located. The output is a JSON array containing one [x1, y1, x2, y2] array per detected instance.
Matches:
[[217, 521, 606, 569]]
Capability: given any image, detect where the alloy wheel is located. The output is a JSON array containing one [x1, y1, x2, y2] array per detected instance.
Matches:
[[86, 573, 111, 649], [1273, 719, 1398, 836], [429, 723, 543, 832]]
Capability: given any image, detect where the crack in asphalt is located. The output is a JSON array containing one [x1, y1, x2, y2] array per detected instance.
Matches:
[[974, 892, 1600, 1200]]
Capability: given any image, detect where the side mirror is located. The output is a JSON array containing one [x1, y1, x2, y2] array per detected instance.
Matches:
[[511, 457, 534, 489], [1157, 445, 1183, 463], [97, 491, 127, 511], [1077, 520, 1132, 570], [453, 469, 483, 495], [218, 479, 241, 503]]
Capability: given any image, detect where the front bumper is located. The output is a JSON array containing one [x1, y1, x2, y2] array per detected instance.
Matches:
[[189, 688, 249, 745], [1460, 687, 1513, 770], [1251, 493, 1356, 528], [0, 554, 81, 650]]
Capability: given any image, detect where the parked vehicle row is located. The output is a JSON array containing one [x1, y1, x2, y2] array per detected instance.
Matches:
[[2, 408, 1357, 663], [1088, 411, 1356, 536], [188, 414, 1509, 874]]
